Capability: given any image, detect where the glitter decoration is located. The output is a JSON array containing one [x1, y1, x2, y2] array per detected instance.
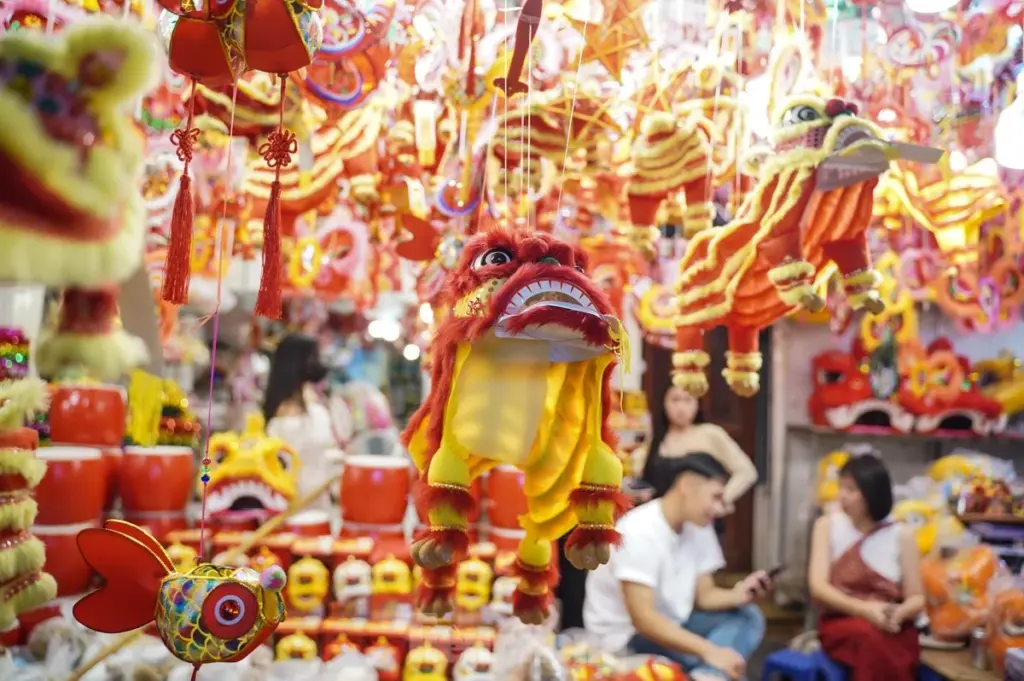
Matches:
[[0, 327, 30, 381]]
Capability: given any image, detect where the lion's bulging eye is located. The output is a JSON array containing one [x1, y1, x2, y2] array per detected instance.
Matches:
[[782, 106, 820, 125], [473, 248, 514, 270]]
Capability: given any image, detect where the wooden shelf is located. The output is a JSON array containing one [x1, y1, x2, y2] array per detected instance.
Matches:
[[786, 423, 1024, 444]]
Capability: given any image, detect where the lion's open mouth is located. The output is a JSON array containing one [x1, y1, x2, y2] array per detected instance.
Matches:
[[502, 279, 600, 316], [206, 478, 288, 517], [493, 278, 610, 359]]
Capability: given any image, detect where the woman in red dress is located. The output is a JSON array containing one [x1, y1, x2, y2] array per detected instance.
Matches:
[[809, 454, 924, 681]]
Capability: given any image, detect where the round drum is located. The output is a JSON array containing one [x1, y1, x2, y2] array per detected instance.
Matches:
[[286, 510, 332, 537], [101, 448, 121, 511], [414, 477, 483, 524], [339, 521, 405, 542], [35, 447, 106, 525], [122, 511, 189, 543], [34, 522, 96, 596], [484, 465, 528, 530], [488, 526, 525, 552], [340, 455, 411, 525], [121, 446, 194, 513], [48, 384, 126, 448]]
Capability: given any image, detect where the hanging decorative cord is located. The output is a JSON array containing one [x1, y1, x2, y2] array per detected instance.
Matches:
[[196, 83, 240, 564], [162, 80, 201, 304], [255, 76, 297, 319]]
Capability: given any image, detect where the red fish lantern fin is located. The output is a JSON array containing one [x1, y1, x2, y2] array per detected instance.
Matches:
[[72, 525, 172, 634], [103, 519, 176, 573]]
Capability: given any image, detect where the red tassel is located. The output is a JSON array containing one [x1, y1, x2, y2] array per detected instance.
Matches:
[[254, 179, 283, 319], [254, 77, 296, 320], [161, 173, 194, 304], [161, 82, 199, 305]]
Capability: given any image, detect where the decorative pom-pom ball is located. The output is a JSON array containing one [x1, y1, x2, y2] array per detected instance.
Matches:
[[260, 565, 286, 592]]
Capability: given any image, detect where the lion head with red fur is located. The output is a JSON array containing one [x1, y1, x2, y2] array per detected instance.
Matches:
[[404, 230, 622, 453]]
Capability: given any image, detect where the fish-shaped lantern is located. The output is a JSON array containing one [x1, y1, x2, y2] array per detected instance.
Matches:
[[73, 520, 287, 674]]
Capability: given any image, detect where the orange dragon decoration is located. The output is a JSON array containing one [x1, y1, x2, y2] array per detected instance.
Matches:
[[401, 231, 630, 625], [673, 94, 893, 397]]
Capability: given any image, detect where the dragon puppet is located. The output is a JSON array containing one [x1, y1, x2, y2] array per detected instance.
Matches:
[[673, 94, 893, 398], [401, 231, 631, 624]]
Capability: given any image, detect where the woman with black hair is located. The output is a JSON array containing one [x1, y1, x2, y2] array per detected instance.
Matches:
[[809, 454, 923, 681], [263, 333, 338, 511], [637, 383, 757, 514]]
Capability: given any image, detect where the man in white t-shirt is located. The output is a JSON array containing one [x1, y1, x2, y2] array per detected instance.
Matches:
[[583, 453, 768, 681]]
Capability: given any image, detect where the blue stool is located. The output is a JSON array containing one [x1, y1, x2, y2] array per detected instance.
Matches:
[[811, 650, 847, 681], [761, 649, 820, 681]]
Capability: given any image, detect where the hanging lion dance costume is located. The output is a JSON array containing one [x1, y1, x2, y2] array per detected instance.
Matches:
[[674, 95, 888, 397], [402, 231, 630, 624]]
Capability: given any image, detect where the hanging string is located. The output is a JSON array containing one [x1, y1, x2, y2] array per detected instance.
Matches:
[[197, 83, 240, 564], [255, 77, 297, 319], [554, 15, 590, 219]]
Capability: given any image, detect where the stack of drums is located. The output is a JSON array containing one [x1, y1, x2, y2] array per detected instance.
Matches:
[[340, 455, 412, 541], [33, 446, 107, 596], [119, 446, 194, 540], [47, 383, 126, 522], [484, 465, 529, 552]]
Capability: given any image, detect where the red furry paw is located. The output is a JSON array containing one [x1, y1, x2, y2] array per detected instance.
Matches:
[[569, 485, 633, 517], [414, 479, 478, 516], [511, 558, 560, 592], [512, 587, 553, 625], [416, 565, 457, 617], [411, 526, 471, 569], [564, 525, 621, 571]]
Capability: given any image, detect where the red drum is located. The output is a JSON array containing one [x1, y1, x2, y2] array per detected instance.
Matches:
[[484, 465, 528, 530], [339, 522, 405, 542], [101, 448, 121, 511], [122, 511, 189, 542], [286, 510, 332, 537], [35, 447, 106, 525], [121, 446, 194, 513], [414, 477, 483, 524], [488, 526, 525, 552], [48, 384, 126, 448], [34, 522, 96, 596], [340, 455, 411, 525]]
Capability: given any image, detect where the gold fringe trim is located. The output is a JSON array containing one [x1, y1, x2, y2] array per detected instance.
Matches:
[[684, 203, 715, 219], [843, 268, 882, 289], [0, 496, 37, 532], [683, 218, 713, 239], [0, 379, 49, 432], [672, 371, 709, 396], [672, 350, 711, 369], [725, 351, 763, 372], [777, 283, 815, 307], [722, 369, 760, 396], [0, 535, 45, 583], [0, 571, 56, 632], [847, 289, 883, 311], [767, 260, 815, 284], [0, 450, 46, 488], [350, 173, 380, 203]]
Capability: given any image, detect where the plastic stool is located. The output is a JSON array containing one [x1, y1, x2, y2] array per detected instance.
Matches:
[[811, 650, 847, 681], [761, 649, 819, 681]]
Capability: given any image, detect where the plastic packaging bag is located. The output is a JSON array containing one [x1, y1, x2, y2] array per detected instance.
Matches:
[[922, 542, 1008, 642], [986, 573, 1024, 673], [494, 617, 564, 681]]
